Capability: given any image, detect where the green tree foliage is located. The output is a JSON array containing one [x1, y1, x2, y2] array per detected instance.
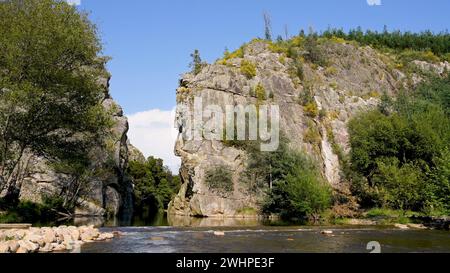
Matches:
[[127, 157, 180, 215], [270, 165, 331, 221], [190, 49, 205, 75], [348, 76, 450, 213], [268, 28, 450, 72], [425, 149, 450, 214], [0, 196, 66, 224], [322, 27, 450, 57], [371, 159, 424, 210], [415, 75, 450, 116], [304, 33, 328, 67], [241, 138, 331, 220], [0, 0, 109, 199]]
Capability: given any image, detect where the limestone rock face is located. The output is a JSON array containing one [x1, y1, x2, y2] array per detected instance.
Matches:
[[11, 71, 138, 217], [169, 40, 422, 218]]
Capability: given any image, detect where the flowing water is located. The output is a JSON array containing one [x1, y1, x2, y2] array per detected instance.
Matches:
[[79, 215, 450, 253]]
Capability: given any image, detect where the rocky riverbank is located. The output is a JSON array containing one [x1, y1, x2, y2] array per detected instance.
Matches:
[[0, 225, 116, 253]]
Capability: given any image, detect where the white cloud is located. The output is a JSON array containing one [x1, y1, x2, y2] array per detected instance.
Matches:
[[66, 0, 81, 6], [367, 0, 382, 6], [127, 108, 181, 174]]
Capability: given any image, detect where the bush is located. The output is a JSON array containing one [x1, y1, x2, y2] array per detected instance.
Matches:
[[303, 102, 319, 118], [398, 49, 441, 64], [0, 196, 66, 224], [424, 149, 450, 214], [218, 46, 245, 65], [255, 83, 266, 101], [324, 66, 338, 76], [239, 137, 331, 221], [205, 165, 233, 196], [263, 152, 331, 221], [304, 35, 328, 67], [224, 47, 244, 60], [240, 60, 257, 79], [371, 159, 425, 210]]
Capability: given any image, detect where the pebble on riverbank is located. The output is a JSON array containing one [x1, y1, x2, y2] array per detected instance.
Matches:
[[0, 225, 115, 253]]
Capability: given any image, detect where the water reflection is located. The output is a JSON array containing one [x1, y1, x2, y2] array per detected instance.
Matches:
[[167, 215, 261, 227], [74, 213, 288, 228]]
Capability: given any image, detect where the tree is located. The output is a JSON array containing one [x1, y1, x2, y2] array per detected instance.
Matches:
[[263, 12, 272, 41], [0, 0, 109, 199], [190, 49, 204, 75], [127, 157, 180, 216], [304, 31, 327, 66], [262, 147, 331, 221], [348, 76, 450, 213]]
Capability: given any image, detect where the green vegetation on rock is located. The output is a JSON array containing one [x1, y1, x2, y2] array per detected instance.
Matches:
[[240, 60, 257, 79], [233, 138, 332, 221], [348, 76, 450, 215], [190, 49, 206, 75], [321, 27, 450, 59]]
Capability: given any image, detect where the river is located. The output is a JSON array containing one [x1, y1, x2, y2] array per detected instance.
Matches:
[[78, 214, 450, 253]]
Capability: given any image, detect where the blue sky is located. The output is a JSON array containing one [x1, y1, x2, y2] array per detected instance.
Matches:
[[70, 0, 450, 172], [79, 0, 449, 114]]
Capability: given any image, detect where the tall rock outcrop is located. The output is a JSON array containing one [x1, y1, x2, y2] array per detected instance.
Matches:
[[169, 39, 448, 218], [16, 71, 135, 218]]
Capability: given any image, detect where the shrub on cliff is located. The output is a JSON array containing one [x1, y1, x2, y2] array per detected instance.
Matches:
[[240, 60, 257, 79], [255, 83, 266, 101], [0, 0, 109, 199], [262, 148, 332, 221], [304, 34, 328, 67], [239, 138, 331, 221]]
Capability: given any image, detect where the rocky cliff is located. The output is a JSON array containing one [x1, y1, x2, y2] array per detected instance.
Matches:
[[15, 72, 136, 218], [169, 39, 449, 218]]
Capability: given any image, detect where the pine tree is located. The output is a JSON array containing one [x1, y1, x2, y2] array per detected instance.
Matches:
[[190, 49, 204, 75]]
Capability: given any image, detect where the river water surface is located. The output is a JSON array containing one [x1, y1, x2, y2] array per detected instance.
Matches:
[[81, 223, 450, 253]]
